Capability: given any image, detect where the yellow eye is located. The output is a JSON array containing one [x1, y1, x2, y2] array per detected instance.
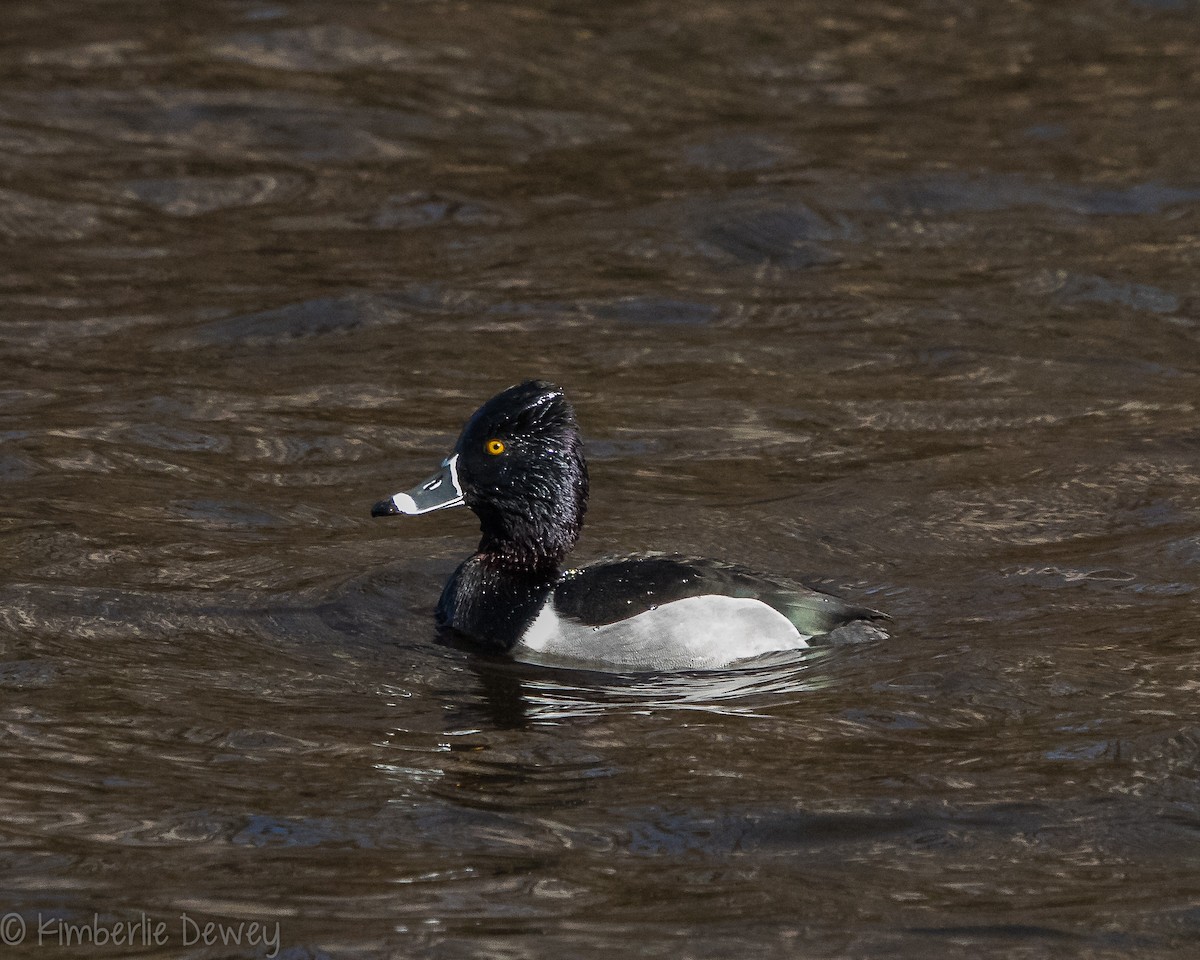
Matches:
[[485, 439, 505, 456]]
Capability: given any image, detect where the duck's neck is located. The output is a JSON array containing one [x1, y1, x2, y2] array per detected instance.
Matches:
[[471, 471, 587, 573], [477, 530, 571, 574], [436, 499, 583, 652]]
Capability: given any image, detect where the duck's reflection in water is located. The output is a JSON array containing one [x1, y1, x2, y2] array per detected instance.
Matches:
[[462, 646, 837, 727]]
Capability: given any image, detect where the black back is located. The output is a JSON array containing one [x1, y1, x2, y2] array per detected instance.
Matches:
[[553, 554, 888, 638]]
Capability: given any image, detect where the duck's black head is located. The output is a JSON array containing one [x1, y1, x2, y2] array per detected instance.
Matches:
[[372, 380, 588, 569]]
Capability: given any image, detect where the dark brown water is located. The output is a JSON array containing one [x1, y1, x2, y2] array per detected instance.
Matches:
[[3, 1, 1199, 957]]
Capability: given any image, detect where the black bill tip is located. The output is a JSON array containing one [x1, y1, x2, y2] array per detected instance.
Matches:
[[371, 498, 401, 518]]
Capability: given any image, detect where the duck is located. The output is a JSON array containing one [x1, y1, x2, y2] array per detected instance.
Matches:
[[371, 380, 888, 671]]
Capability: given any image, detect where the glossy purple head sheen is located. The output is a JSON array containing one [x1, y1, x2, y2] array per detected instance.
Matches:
[[453, 380, 588, 568]]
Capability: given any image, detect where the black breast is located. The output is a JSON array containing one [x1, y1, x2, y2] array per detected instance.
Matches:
[[435, 554, 557, 651]]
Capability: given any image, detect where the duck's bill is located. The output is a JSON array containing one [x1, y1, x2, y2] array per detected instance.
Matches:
[[371, 454, 465, 517]]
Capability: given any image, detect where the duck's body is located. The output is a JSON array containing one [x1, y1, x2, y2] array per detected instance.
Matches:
[[373, 381, 887, 672]]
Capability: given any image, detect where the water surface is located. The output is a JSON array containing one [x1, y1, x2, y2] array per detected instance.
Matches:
[[2, 1, 1199, 957]]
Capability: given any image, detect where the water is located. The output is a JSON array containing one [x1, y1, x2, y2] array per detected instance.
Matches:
[[2, 1, 1199, 957]]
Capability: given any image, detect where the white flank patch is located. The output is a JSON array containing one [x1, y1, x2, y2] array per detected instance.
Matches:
[[515, 594, 809, 672]]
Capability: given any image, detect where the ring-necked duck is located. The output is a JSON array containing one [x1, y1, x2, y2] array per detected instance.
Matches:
[[372, 380, 888, 671]]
